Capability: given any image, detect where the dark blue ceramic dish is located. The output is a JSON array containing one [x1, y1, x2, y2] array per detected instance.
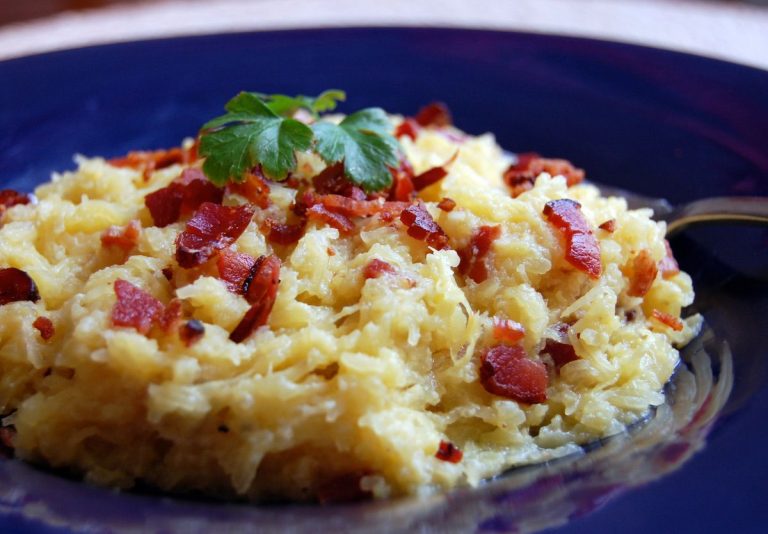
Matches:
[[0, 28, 766, 534]]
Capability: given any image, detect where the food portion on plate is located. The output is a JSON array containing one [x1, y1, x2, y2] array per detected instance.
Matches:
[[0, 90, 699, 502]]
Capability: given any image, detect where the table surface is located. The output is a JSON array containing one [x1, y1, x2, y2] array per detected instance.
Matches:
[[0, 0, 767, 70]]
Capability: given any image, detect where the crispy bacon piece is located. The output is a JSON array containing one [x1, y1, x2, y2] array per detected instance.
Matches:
[[415, 102, 452, 128], [316, 195, 383, 218], [158, 299, 182, 332], [543, 199, 602, 279], [504, 153, 585, 197], [307, 204, 355, 234], [145, 168, 224, 227], [227, 168, 271, 209], [263, 218, 307, 246], [0, 190, 32, 211], [598, 219, 616, 233], [111, 279, 165, 335], [33, 316, 55, 341], [101, 220, 141, 251], [388, 157, 416, 202], [230, 255, 281, 343], [217, 249, 257, 294], [179, 319, 205, 346], [399, 203, 449, 250], [378, 201, 410, 223], [312, 162, 366, 199], [458, 225, 501, 283], [435, 440, 463, 463], [363, 259, 396, 279], [109, 146, 196, 180], [659, 240, 680, 279], [162, 267, 174, 281], [492, 317, 525, 344], [412, 152, 458, 191], [176, 202, 254, 268], [437, 198, 456, 212], [627, 249, 658, 297], [479, 344, 548, 404], [0, 268, 40, 305], [542, 323, 579, 368], [651, 309, 684, 331], [394, 118, 420, 140], [317, 472, 373, 504]]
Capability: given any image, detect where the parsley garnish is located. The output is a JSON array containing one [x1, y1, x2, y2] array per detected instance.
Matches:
[[199, 90, 399, 192]]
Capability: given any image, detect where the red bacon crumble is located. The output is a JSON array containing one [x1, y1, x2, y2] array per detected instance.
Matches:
[[307, 204, 355, 234], [627, 249, 658, 297], [399, 203, 449, 250], [0, 268, 40, 305], [263, 218, 307, 246], [33, 316, 55, 341], [542, 323, 579, 368], [598, 219, 616, 233], [412, 152, 458, 192], [217, 249, 257, 294], [435, 440, 463, 463], [363, 259, 396, 280], [543, 199, 602, 279], [158, 299, 183, 332], [111, 279, 165, 335], [316, 472, 373, 504], [145, 168, 225, 228], [659, 240, 680, 279], [492, 317, 525, 344], [230, 255, 281, 343], [458, 225, 501, 283], [651, 309, 684, 331], [176, 202, 254, 268], [437, 198, 456, 212], [415, 102, 452, 128], [504, 153, 585, 198], [179, 319, 205, 346], [312, 162, 366, 199], [109, 145, 197, 180], [0, 190, 32, 212], [162, 267, 174, 281], [479, 344, 548, 404], [101, 220, 141, 251], [394, 118, 420, 140], [388, 158, 416, 202], [227, 168, 272, 209]]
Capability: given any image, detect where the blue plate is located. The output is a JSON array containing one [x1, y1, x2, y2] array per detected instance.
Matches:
[[0, 28, 766, 534]]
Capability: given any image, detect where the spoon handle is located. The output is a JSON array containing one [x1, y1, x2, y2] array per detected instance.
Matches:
[[664, 197, 768, 236]]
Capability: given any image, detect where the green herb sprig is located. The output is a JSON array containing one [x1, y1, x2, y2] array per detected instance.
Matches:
[[199, 90, 399, 192]]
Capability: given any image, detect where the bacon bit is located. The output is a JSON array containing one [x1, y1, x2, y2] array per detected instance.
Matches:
[[378, 201, 410, 223], [0, 190, 32, 211], [109, 146, 195, 180], [230, 255, 281, 343], [176, 202, 254, 268], [387, 157, 416, 202], [412, 152, 458, 192], [598, 219, 616, 233], [327, 247, 336, 256], [479, 344, 548, 404], [101, 220, 141, 251], [399, 203, 449, 250], [504, 153, 585, 197], [394, 118, 420, 140], [158, 299, 182, 332], [307, 204, 355, 234], [227, 168, 271, 209], [435, 440, 463, 463], [543, 199, 602, 279], [414, 102, 452, 128], [542, 324, 579, 368], [659, 240, 680, 279], [317, 472, 373, 504], [33, 316, 55, 341], [627, 249, 658, 297], [0, 268, 40, 305], [217, 249, 257, 294], [111, 279, 165, 335], [263, 218, 307, 246], [437, 198, 456, 212], [162, 267, 174, 281], [145, 168, 225, 228], [312, 162, 366, 199], [458, 225, 501, 283], [179, 319, 205, 346], [492, 317, 525, 344], [651, 309, 684, 331], [363, 259, 396, 279]]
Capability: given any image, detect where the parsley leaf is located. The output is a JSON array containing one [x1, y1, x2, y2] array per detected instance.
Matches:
[[254, 89, 346, 117], [312, 108, 399, 192], [199, 92, 313, 184]]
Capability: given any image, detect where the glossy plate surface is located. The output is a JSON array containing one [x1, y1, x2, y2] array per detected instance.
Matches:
[[0, 28, 766, 534]]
